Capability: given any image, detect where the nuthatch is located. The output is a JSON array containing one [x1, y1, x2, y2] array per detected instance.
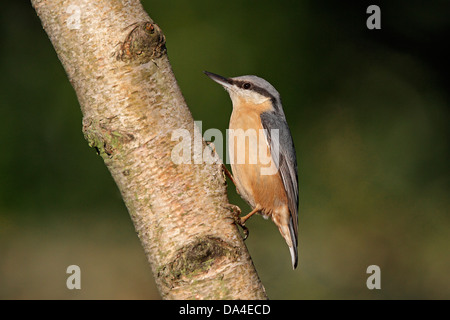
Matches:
[[204, 71, 299, 269]]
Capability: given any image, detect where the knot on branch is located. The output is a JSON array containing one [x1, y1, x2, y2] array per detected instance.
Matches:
[[82, 117, 134, 160], [159, 236, 241, 288], [115, 21, 166, 64]]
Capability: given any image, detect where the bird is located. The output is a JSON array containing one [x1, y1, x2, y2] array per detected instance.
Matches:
[[204, 71, 299, 269]]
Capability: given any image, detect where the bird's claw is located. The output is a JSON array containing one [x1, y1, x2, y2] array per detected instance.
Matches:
[[229, 216, 249, 240], [224, 203, 249, 240], [239, 220, 250, 240]]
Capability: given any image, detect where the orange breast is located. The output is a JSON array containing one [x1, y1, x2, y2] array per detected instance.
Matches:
[[228, 102, 288, 217]]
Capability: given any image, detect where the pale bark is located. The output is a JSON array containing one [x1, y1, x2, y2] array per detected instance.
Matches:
[[31, 0, 267, 299]]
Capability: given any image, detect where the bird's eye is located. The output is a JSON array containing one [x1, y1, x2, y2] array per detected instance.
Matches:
[[243, 82, 251, 89]]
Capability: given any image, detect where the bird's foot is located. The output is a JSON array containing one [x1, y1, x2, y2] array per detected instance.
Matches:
[[236, 218, 250, 240], [223, 203, 249, 240]]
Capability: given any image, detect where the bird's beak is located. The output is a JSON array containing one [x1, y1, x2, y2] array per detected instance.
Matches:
[[203, 71, 233, 89]]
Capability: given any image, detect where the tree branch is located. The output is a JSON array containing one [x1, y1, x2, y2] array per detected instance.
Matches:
[[31, 0, 267, 299]]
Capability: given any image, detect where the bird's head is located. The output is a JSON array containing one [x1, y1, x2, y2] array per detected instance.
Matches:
[[204, 71, 281, 110]]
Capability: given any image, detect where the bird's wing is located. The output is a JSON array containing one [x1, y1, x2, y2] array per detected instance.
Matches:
[[260, 111, 299, 247]]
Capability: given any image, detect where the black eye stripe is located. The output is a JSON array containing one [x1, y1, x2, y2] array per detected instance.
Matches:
[[231, 80, 275, 99]]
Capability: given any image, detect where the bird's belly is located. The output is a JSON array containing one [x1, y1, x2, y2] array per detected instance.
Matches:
[[229, 109, 288, 217], [231, 163, 287, 218]]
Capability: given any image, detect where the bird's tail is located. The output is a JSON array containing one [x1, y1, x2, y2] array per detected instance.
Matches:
[[288, 215, 298, 269], [277, 215, 298, 269]]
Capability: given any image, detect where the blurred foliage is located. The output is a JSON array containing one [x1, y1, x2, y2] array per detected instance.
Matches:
[[0, 0, 449, 299]]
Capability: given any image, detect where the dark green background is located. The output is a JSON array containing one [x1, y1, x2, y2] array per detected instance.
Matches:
[[1, 1, 449, 299]]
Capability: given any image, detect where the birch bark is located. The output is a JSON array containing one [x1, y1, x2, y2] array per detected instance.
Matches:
[[31, 0, 267, 299]]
